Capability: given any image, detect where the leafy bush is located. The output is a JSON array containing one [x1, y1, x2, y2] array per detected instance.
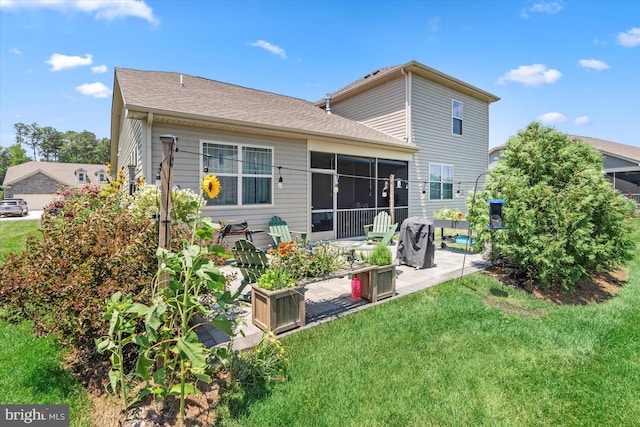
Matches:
[[363, 242, 393, 266], [469, 122, 635, 290], [307, 241, 343, 277], [0, 185, 157, 347], [128, 184, 206, 224]]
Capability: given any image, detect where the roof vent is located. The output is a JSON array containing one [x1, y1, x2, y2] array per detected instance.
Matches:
[[180, 74, 184, 88], [325, 93, 332, 114]]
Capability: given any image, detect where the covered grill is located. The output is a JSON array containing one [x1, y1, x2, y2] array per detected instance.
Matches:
[[395, 217, 435, 269]]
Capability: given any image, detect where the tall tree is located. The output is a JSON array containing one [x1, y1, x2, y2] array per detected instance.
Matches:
[[0, 144, 31, 184], [39, 126, 65, 162], [93, 137, 111, 164], [14, 122, 42, 161], [469, 122, 635, 290], [11, 122, 110, 165]]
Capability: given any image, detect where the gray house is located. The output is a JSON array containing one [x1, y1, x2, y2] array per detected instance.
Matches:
[[111, 60, 499, 246], [489, 135, 640, 196], [2, 161, 108, 209]]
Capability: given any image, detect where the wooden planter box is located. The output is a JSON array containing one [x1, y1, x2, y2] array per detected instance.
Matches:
[[251, 284, 306, 334], [354, 264, 396, 303], [433, 219, 469, 230]]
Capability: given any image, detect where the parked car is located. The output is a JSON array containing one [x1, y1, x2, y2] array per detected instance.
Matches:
[[0, 199, 29, 217]]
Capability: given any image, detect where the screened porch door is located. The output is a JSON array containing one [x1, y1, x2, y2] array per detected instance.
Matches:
[[309, 172, 335, 241]]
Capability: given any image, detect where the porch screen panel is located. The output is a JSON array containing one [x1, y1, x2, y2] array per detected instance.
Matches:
[[378, 159, 408, 207], [311, 173, 333, 232], [337, 155, 376, 209]]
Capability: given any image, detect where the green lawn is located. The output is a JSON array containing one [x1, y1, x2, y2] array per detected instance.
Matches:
[[2, 218, 639, 426], [218, 221, 640, 426], [0, 320, 94, 426], [0, 219, 41, 259]]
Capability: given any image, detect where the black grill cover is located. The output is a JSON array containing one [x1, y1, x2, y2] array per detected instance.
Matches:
[[396, 217, 435, 268]]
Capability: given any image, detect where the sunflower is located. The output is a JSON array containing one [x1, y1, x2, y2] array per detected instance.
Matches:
[[202, 174, 221, 199]]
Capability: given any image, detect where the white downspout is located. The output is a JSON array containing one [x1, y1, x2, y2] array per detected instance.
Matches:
[[145, 112, 153, 183], [401, 67, 411, 145]]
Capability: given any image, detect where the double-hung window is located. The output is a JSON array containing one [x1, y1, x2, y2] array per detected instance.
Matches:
[[452, 100, 463, 135], [202, 141, 273, 206], [76, 169, 86, 184], [429, 164, 453, 200]]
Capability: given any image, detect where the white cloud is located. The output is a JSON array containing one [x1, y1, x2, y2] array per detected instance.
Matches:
[[578, 59, 610, 71], [427, 16, 441, 32], [91, 65, 108, 74], [9, 47, 21, 54], [537, 112, 566, 123], [574, 116, 589, 125], [521, 1, 563, 18], [0, 0, 157, 24], [76, 82, 111, 98], [617, 27, 640, 47], [249, 40, 287, 59], [46, 53, 92, 71], [497, 64, 562, 85]]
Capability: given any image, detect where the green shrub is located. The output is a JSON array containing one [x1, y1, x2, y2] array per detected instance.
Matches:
[[470, 122, 635, 290], [0, 185, 157, 348], [308, 241, 343, 277], [128, 184, 205, 224], [363, 242, 393, 266]]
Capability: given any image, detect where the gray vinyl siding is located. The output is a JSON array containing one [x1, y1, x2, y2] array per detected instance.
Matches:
[[116, 114, 143, 174], [603, 154, 638, 169], [488, 149, 503, 169], [409, 75, 490, 219], [330, 78, 407, 141], [150, 124, 308, 248]]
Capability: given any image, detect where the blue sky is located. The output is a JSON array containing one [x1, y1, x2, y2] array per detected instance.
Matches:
[[1, 0, 639, 151]]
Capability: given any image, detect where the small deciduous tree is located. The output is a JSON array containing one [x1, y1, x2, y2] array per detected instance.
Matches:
[[468, 122, 634, 290]]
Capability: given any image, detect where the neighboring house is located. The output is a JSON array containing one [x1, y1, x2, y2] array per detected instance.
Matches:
[[1, 161, 108, 209], [111, 60, 499, 246], [489, 135, 640, 196]]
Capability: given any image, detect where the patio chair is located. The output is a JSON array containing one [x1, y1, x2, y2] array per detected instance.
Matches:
[[364, 211, 398, 243], [268, 215, 308, 246], [232, 239, 269, 301]]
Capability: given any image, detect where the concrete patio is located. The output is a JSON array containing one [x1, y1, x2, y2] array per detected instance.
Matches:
[[196, 243, 490, 351]]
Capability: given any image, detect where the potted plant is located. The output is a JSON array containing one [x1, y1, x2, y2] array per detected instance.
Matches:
[[251, 241, 309, 334], [357, 242, 396, 303], [433, 207, 469, 230]]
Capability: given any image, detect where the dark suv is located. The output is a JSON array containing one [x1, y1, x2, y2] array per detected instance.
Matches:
[[0, 199, 29, 217]]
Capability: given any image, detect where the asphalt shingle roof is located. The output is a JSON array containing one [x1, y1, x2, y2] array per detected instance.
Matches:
[[115, 68, 408, 147], [3, 161, 107, 186], [566, 134, 640, 163], [490, 135, 640, 163]]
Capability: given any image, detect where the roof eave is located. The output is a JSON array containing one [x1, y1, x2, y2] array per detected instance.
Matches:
[[125, 105, 419, 153], [324, 60, 500, 105]]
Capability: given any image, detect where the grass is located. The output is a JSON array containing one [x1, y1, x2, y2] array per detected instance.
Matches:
[[0, 218, 93, 426], [218, 222, 640, 426], [0, 219, 41, 259], [0, 320, 94, 426], [2, 217, 639, 426]]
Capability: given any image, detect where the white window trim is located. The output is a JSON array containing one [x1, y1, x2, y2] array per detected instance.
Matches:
[[75, 168, 87, 184], [200, 140, 275, 208], [452, 99, 463, 136], [429, 163, 454, 200], [95, 169, 107, 184]]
